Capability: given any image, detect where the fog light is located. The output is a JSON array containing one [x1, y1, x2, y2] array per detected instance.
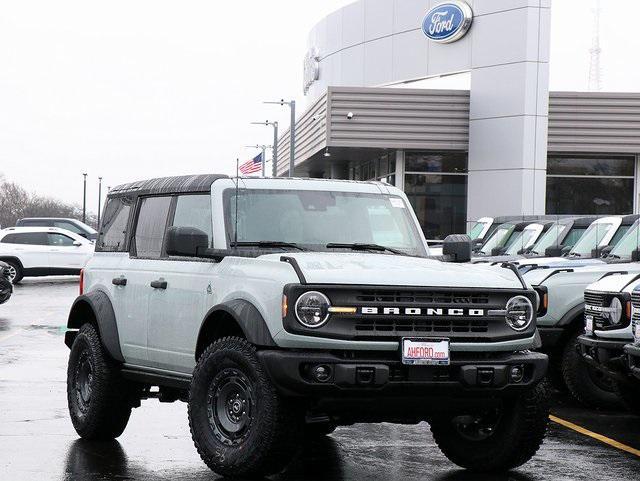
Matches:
[[312, 364, 332, 383], [509, 365, 524, 383]]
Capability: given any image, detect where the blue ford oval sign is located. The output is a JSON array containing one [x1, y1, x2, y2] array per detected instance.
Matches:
[[422, 1, 473, 44]]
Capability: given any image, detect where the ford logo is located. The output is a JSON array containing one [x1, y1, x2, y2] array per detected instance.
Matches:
[[422, 1, 473, 44]]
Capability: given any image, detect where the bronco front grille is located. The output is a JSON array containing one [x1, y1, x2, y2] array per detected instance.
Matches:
[[355, 290, 490, 305], [631, 292, 640, 326], [354, 318, 489, 335]]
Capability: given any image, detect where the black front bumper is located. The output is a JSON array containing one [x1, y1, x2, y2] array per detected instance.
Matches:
[[624, 344, 640, 381], [257, 349, 548, 401], [577, 335, 629, 381]]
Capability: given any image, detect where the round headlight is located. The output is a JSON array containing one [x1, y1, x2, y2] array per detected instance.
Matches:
[[505, 296, 534, 331], [294, 291, 331, 328], [608, 297, 623, 325]]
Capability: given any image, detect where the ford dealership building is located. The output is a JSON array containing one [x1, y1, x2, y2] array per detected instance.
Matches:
[[274, 0, 640, 240]]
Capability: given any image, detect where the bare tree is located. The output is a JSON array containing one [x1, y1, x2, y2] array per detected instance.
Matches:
[[0, 177, 96, 229]]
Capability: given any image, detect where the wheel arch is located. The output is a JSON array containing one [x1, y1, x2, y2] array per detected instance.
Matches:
[[195, 299, 276, 361], [0, 256, 23, 269], [66, 290, 124, 362]]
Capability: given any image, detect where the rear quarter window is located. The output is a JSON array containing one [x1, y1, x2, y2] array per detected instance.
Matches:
[[96, 196, 134, 252]]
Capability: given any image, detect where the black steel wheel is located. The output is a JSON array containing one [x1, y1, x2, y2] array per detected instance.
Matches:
[[188, 337, 302, 478], [430, 381, 549, 472], [207, 368, 255, 446]]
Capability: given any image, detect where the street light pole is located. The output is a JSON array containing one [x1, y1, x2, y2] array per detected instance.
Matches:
[[97, 177, 103, 229], [250, 121, 278, 177], [264, 100, 295, 177], [244, 145, 272, 177], [82, 173, 87, 224]]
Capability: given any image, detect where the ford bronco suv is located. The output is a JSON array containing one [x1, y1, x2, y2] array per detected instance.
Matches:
[[523, 220, 640, 408], [577, 274, 640, 413], [64, 175, 548, 477]]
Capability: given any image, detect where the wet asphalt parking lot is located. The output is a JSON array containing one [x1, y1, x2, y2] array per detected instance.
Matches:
[[1, 278, 640, 481]]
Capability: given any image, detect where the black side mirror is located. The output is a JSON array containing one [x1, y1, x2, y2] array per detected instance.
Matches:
[[600, 246, 613, 257], [442, 234, 472, 263], [632, 249, 640, 262], [545, 245, 563, 257], [590, 247, 600, 258], [491, 246, 506, 256], [166, 226, 209, 257]]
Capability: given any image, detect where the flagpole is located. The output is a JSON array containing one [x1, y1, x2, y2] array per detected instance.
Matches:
[[261, 146, 266, 177]]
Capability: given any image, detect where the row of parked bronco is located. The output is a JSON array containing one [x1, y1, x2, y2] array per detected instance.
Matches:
[[465, 214, 640, 410], [63, 175, 640, 478]]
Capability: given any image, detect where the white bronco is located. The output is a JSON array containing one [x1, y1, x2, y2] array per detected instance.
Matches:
[[64, 175, 549, 477]]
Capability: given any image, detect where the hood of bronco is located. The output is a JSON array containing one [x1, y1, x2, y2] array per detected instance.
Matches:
[[263, 252, 523, 289]]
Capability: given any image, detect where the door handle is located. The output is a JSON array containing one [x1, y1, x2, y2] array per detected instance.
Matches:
[[150, 279, 167, 289], [112, 277, 127, 286]]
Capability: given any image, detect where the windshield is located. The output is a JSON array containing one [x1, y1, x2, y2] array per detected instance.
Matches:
[[568, 222, 616, 257], [609, 223, 640, 259], [478, 226, 514, 255], [529, 223, 567, 254], [468, 221, 488, 240], [225, 189, 427, 256], [504, 226, 542, 255]]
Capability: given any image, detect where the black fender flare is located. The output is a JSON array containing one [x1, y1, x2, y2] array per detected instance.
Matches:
[[200, 299, 276, 347], [557, 303, 584, 328], [66, 290, 124, 362]]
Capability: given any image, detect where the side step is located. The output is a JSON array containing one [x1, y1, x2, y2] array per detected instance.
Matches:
[[121, 366, 192, 390]]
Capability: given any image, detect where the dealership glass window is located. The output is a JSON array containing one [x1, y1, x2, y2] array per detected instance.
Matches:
[[352, 153, 395, 184], [404, 152, 468, 240], [546, 155, 635, 215]]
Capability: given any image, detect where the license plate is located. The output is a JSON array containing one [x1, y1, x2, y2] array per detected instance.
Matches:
[[402, 338, 450, 366], [585, 315, 594, 336]]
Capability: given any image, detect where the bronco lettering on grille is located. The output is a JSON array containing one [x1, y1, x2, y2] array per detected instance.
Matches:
[[360, 307, 485, 316]]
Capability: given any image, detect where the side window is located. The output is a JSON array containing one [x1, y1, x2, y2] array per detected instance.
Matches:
[[171, 194, 213, 247], [48, 233, 75, 246], [134, 196, 172, 258], [53, 221, 84, 235], [97, 196, 133, 252], [1, 233, 20, 244], [1, 232, 48, 245]]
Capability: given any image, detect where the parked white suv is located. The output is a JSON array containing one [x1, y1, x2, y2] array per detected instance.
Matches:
[[64, 175, 549, 478], [0, 227, 94, 283]]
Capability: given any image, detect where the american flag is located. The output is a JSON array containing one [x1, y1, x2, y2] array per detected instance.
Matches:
[[239, 152, 263, 175]]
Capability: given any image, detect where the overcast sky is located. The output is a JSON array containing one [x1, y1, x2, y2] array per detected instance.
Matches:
[[1, 0, 638, 211]]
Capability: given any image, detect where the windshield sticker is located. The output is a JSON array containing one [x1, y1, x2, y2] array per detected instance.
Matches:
[[390, 197, 405, 208]]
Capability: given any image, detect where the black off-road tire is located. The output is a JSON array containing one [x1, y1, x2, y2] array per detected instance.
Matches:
[[188, 337, 302, 478], [67, 323, 133, 440], [430, 382, 549, 472], [5, 260, 23, 284], [562, 332, 621, 409], [0, 277, 12, 304], [613, 380, 640, 415]]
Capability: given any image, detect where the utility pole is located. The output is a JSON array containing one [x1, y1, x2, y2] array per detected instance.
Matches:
[[97, 177, 103, 229], [82, 173, 87, 224], [250, 121, 278, 177], [244, 145, 272, 177], [264, 100, 295, 176]]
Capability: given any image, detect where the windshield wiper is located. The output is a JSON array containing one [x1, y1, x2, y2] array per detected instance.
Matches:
[[325, 243, 406, 256], [568, 252, 581, 257], [230, 241, 307, 251]]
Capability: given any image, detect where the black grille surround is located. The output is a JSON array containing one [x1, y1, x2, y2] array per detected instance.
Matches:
[[283, 284, 537, 343], [584, 290, 631, 331]]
